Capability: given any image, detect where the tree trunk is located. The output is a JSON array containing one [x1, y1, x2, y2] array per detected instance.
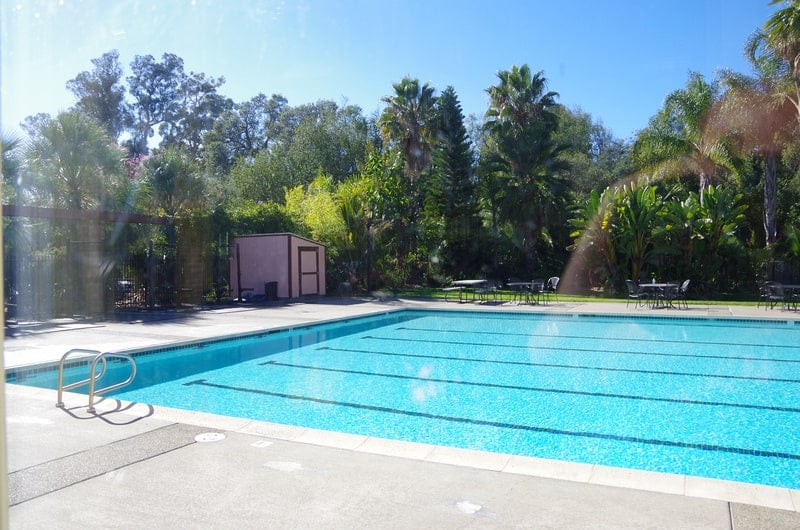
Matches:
[[176, 215, 210, 306], [764, 151, 778, 246], [74, 218, 105, 318], [699, 171, 709, 207]]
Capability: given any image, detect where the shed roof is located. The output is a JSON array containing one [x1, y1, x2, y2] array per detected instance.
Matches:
[[233, 232, 326, 248]]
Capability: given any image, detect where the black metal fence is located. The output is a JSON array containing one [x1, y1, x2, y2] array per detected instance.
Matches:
[[4, 252, 69, 322], [4, 242, 231, 323], [110, 242, 178, 311]]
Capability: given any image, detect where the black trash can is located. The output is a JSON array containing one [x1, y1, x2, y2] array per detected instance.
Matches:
[[264, 281, 278, 301]]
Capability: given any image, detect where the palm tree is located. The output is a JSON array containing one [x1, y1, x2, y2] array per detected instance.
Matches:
[[719, 33, 795, 245], [23, 111, 124, 316], [25, 111, 122, 210], [484, 64, 567, 272], [484, 65, 560, 177], [142, 146, 211, 305], [632, 73, 740, 205], [379, 77, 438, 283], [764, 0, 800, 86], [1, 135, 23, 205], [143, 146, 206, 218], [379, 77, 438, 181]]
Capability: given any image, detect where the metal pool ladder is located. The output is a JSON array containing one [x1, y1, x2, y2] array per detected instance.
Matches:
[[56, 348, 137, 413]]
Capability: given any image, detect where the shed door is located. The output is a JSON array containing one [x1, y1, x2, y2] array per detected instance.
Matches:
[[298, 246, 320, 295]]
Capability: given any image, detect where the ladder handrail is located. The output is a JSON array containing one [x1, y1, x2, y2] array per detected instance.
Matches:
[[56, 349, 137, 413], [56, 348, 104, 408], [87, 353, 137, 413]]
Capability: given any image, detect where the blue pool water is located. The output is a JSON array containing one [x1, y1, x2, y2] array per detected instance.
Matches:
[[10, 309, 800, 489]]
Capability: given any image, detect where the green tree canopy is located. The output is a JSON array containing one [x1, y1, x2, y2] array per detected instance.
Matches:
[[66, 50, 128, 141], [24, 110, 123, 210], [484, 64, 568, 272]]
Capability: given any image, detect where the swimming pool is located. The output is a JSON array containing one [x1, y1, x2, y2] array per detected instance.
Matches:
[[9, 309, 800, 489]]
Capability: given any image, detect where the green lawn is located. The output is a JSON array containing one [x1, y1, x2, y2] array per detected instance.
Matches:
[[387, 287, 760, 306]]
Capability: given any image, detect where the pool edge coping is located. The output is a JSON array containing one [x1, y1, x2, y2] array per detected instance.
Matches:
[[13, 383, 798, 514]]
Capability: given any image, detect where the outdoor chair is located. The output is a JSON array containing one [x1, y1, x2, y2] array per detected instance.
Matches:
[[529, 279, 546, 304], [756, 280, 770, 308], [662, 281, 681, 308], [765, 281, 786, 310], [475, 280, 500, 303], [677, 279, 691, 309], [506, 278, 527, 303], [544, 276, 559, 303], [442, 284, 463, 302], [626, 280, 649, 308]]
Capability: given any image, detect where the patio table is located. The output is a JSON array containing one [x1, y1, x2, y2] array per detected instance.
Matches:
[[506, 281, 533, 304], [450, 279, 487, 303], [781, 284, 800, 310], [639, 282, 679, 309]]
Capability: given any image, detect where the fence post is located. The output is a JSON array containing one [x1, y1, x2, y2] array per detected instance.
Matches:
[[147, 241, 155, 310]]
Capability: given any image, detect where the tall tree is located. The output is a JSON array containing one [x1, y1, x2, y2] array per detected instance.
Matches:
[[764, 0, 800, 93], [484, 64, 567, 272], [24, 111, 122, 210], [126, 53, 187, 155], [755, 0, 800, 251], [379, 77, 439, 283], [554, 106, 630, 197], [204, 93, 289, 174], [284, 102, 374, 183], [632, 72, 740, 204], [720, 34, 795, 245], [66, 50, 129, 141], [226, 148, 297, 204], [379, 77, 438, 181], [143, 146, 207, 217], [1, 135, 23, 205], [23, 111, 124, 316], [429, 86, 481, 278], [160, 71, 231, 158]]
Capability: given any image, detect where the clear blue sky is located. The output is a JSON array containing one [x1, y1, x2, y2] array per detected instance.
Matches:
[[1, 0, 779, 142]]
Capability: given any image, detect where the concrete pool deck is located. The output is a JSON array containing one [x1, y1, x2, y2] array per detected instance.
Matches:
[[5, 297, 800, 528]]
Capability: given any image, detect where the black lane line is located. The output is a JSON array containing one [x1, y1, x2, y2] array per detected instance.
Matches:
[[430, 313, 800, 333], [323, 344, 800, 384], [396, 326, 800, 360], [256, 360, 800, 414], [182, 378, 800, 462]]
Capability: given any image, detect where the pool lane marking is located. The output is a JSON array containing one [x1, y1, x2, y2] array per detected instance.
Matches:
[[424, 313, 800, 332], [322, 345, 800, 384], [255, 359, 800, 414], [370, 333, 800, 370], [182, 378, 800, 462], [395, 327, 800, 355]]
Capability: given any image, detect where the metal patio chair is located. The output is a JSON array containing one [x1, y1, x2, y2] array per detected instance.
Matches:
[[626, 280, 649, 308]]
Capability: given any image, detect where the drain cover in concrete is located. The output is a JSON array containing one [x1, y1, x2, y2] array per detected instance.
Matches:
[[194, 432, 226, 443]]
